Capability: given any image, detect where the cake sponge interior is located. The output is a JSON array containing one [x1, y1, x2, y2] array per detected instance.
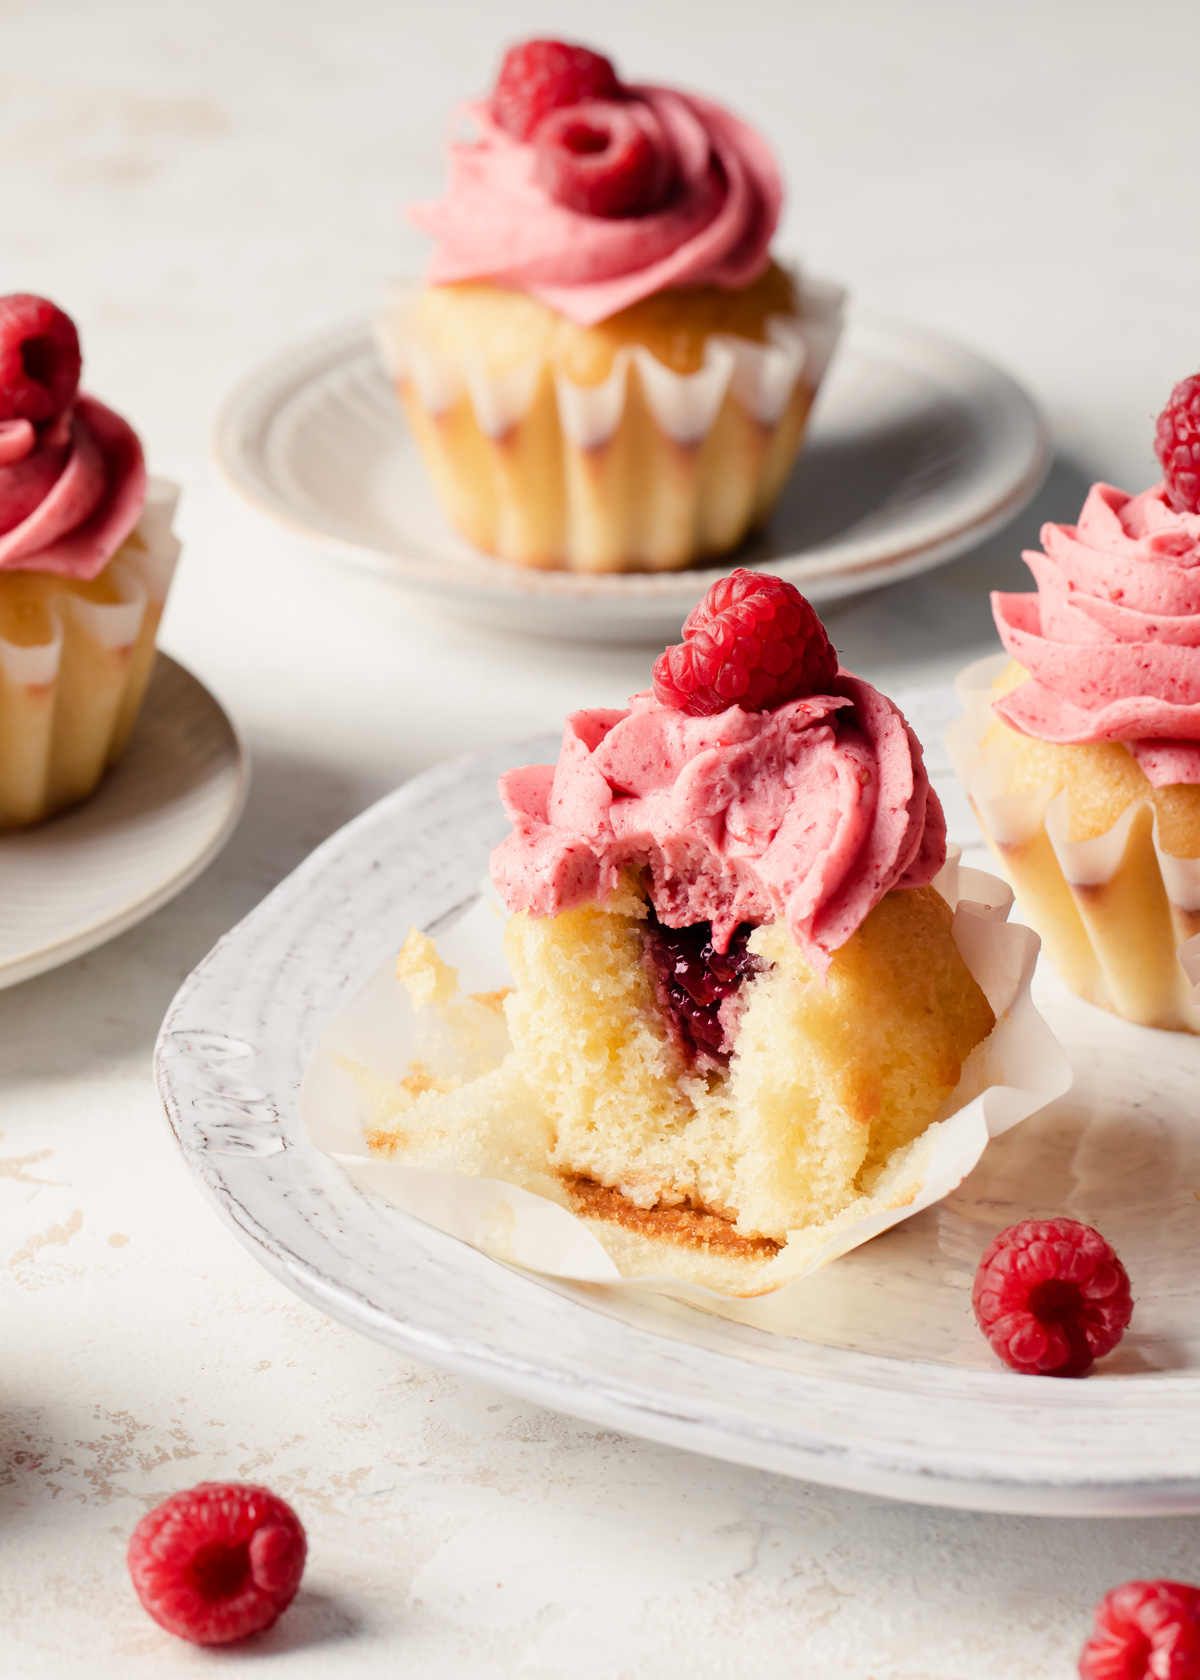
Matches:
[[363, 880, 995, 1293]]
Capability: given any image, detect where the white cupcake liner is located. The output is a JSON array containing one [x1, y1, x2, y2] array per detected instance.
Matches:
[[948, 653, 1200, 1009], [0, 477, 181, 688], [0, 477, 182, 828], [301, 855, 1068, 1305], [374, 275, 845, 448]]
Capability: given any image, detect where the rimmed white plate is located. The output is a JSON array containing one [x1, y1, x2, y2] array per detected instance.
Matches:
[[155, 687, 1200, 1517], [0, 656, 247, 989], [215, 312, 1049, 642]]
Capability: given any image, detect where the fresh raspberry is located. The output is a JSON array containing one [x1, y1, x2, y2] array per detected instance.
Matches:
[[652, 569, 839, 718], [127, 1481, 306, 1646], [1155, 375, 1200, 515], [492, 39, 621, 142], [534, 100, 667, 218], [972, 1218, 1133, 1378], [1079, 1580, 1200, 1679], [0, 294, 82, 426]]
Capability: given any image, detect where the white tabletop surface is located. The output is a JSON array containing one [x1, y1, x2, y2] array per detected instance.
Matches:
[[4, 1, 1199, 1673]]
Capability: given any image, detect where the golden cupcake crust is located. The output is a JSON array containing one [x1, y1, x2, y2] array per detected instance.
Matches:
[[987, 659, 1200, 858], [409, 260, 800, 384]]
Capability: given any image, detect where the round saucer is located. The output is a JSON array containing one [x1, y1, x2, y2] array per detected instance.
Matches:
[[0, 655, 247, 989], [216, 310, 1049, 642]]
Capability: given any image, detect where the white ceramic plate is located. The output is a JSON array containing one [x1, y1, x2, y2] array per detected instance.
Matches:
[[215, 312, 1049, 642], [0, 656, 247, 989], [155, 686, 1200, 1517]]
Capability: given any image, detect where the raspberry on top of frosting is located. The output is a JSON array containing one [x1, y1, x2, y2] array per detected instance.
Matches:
[[1155, 371, 1200, 515], [491, 40, 621, 143], [654, 569, 838, 716], [992, 480, 1200, 786], [407, 39, 782, 327], [491, 578, 944, 972], [0, 293, 146, 580]]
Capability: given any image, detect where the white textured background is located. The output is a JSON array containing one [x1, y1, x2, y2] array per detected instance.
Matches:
[[3, 2, 1200, 1674]]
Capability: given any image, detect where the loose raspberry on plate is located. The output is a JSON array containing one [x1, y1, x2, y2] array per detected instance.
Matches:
[[492, 39, 622, 142], [653, 569, 839, 717], [1155, 374, 1200, 516], [972, 1217, 1133, 1378], [1079, 1579, 1200, 1679], [0, 294, 82, 426], [127, 1481, 306, 1646], [534, 100, 668, 219]]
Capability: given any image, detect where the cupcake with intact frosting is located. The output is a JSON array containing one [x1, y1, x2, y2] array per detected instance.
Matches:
[[359, 572, 1013, 1294], [948, 373, 1200, 1032], [0, 293, 180, 829], [376, 39, 843, 574]]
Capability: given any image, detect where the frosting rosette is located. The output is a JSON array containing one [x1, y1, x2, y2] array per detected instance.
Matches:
[[491, 674, 946, 971], [0, 397, 146, 581], [408, 86, 782, 327], [992, 482, 1200, 786]]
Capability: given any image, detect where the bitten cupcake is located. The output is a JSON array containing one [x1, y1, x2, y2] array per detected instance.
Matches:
[[376, 39, 843, 574], [350, 572, 1028, 1295], [948, 374, 1200, 1033], [0, 293, 180, 829]]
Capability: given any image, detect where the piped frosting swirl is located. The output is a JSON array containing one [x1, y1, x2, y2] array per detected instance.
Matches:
[[0, 397, 146, 580], [491, 675, 945, 971], [408, 86, 782, 327], [993, 482, 1200, 786]]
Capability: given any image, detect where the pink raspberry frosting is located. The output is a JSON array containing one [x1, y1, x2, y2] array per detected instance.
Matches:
[[992, 482, 1200, 786], [491, 675, 946, 972], [0, 396, 146, 580], [407, 88, 782, 327]]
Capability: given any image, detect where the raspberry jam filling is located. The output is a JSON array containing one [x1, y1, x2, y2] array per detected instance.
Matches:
[[643, 910, 765, 1068]]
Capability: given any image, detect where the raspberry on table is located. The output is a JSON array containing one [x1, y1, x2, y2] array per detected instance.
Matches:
[[534, 100, 666, 219], [127, 1481, 307, 1646], [0, 294, 82, 426], [492, 39, 621, 142], [972, 1217, 1133, 1378], [652, 569, 840, 718], [1079, 1579, 1200, 1680]]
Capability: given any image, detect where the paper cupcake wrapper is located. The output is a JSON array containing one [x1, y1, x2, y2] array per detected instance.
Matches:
[[947, 652, 1200, 1031], [301, 855, 1068, 1306], [376, 276, 844, 446], [0, 477, 181, 827], [374, 275, 845, 573]]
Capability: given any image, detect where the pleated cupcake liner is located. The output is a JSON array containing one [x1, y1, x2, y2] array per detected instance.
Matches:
[[375, 275, 844, 573], [0, 477, 181, 829], [948, 652, 1200, 1032]]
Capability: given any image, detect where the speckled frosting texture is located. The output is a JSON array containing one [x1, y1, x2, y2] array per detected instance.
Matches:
[[491, 674, 946, 972], [408, 88, 781, 326], [993, 482, 1200, 785]]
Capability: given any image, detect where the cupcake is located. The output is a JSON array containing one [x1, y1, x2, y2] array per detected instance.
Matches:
[[361, 571, 1006, 1293], [948, 374, 1200, 1033], [376, 39, 843, 574], [0, 294, 180, 829]]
